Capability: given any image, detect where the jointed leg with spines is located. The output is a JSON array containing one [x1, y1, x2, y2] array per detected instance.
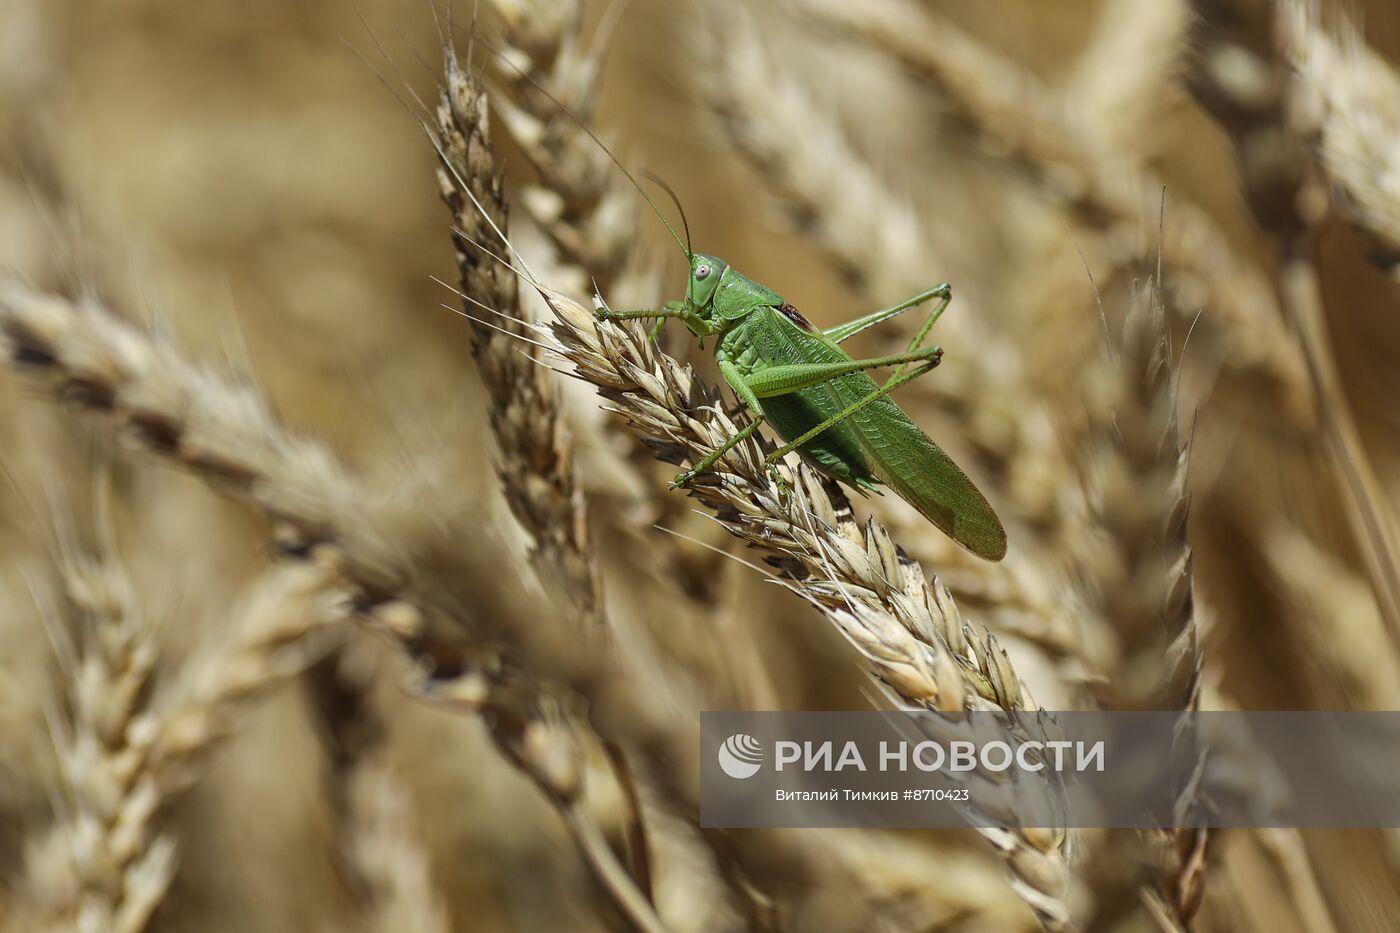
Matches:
[[823, 282, 950, 345], [674, 286, 951, 489], [764, 355, 941, 466], [760, 289, 947, 467], [597, 300, 710, 339]]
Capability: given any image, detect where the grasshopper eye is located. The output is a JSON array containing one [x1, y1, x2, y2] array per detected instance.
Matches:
[[694, 264, 711, 281]]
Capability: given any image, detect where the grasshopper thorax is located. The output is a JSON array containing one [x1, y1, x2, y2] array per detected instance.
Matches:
[[683, 254, 787, 339]]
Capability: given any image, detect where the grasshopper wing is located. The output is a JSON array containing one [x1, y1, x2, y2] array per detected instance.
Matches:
[[844, 394, 1008, 561]]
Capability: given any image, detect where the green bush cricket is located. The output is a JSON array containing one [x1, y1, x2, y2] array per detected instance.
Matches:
[[597, 239, 1006, 562], [465, 32, 1008, 562]]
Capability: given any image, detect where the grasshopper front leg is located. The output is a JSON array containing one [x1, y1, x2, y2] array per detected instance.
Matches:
[[596, 300, 715, 345], [596, 300, 702, 338], [595, 300, 685, 322]]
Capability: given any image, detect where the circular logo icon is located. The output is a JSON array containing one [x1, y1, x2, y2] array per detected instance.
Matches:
[[718, 733, 763, 779]]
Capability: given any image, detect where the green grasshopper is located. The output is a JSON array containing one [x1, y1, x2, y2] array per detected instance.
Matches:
[[597, 223, 1006, 562], [465, 34, 1006, 561]]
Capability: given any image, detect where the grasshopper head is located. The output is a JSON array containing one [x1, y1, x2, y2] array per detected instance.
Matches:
[[686, 254, 727, 316]]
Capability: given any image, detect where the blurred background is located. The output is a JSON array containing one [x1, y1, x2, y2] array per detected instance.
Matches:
[[2, 0, 1400, 930]]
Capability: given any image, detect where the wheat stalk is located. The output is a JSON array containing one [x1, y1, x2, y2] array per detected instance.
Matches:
[[1265, 522, 1400, 707]]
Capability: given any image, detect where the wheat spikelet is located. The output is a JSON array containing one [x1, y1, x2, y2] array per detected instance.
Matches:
[[1280, 2, 1400, 281], [522, 282, 1075, 929]]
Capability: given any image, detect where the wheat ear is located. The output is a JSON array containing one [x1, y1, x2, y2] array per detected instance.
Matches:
[[525, 284, 1075, 930], [1280, 3, 1400, 282], [1070, 279, 1206, 927], [0, 286, 668, 933], [1065, 0, 1190, 152], [435, 39, 604, 631], [700, 6, 923, 300], [483, 0, 736, 609], [0, 286, 476, 663], [25, 542, 172, 933], [488, 0, 642, 300], [23, 554, 346, 933]]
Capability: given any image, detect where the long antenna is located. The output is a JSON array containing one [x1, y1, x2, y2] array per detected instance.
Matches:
[[463, 27, 692, 260], [640, 169, 691, 258]]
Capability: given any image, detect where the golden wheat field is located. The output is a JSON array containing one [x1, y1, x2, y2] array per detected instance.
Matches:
[[3, 0, 1400, 930]]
